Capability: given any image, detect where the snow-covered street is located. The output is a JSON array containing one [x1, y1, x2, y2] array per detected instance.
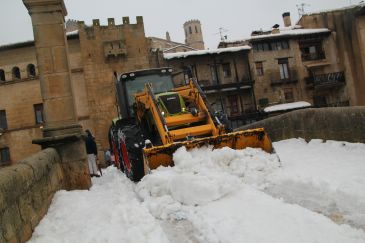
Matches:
[[28, 139, 365, 243]]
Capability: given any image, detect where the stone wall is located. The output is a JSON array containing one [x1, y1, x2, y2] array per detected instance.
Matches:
[[239, 107, 365, 143], [0, 148, 64, 243]]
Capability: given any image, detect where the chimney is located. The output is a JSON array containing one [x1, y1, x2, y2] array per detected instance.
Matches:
[[282, 12, 292, 27], [166, 31, 171, 42]]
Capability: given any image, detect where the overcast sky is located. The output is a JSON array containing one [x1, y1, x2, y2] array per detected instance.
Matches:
[[0, 0, 357, 49]]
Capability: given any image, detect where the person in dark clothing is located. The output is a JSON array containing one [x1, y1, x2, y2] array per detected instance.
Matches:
[[85, 129, 100, 177]]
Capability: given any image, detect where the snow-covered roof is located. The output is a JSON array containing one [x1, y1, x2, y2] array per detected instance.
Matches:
[[0, 30, 80, 51], [249, 26, 331, 41], [264, 101, 311, 113], [305, 3, 365, 16], [163, 46, 251, 60], [163, 44, 197, 53]]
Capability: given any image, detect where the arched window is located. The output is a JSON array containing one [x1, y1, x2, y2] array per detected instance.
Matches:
[[12, 67, 21, 80], [195, 26, 198, 33], [0, 69, 5, 82], [27, 64, 36, 78]]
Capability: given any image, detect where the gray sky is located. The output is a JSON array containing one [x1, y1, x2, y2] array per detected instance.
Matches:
[[0, 0, 356, 49]]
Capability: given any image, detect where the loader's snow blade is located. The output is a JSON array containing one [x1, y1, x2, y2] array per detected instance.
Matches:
[[143, 128, 273, 172]]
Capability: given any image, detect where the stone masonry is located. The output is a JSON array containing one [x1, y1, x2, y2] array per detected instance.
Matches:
[[22, 0, 90, 190]]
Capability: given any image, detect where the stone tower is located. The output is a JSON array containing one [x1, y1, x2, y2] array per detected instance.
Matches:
[[184, 20, 205, 50]]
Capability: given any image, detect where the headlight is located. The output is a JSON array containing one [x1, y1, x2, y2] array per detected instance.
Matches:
[[161, 69, 167, 73], [168, 68, 173, 72], [161, 111, 165, 116], [129, 73, 135, 77]]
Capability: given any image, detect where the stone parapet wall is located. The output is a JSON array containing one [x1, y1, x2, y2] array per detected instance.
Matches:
[[238, 107, 365, 143], [0, 148, 64, 243]]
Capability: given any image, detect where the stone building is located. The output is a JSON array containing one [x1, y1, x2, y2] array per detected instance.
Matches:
[[184, 20, 205, 50], [164, 46, 258, 128], [0, 16, 196, 165], [220, 4, 365, 109], [298, 4, 365, 106]]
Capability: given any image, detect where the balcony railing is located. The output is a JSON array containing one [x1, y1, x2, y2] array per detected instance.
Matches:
[[199, 80, 254, 93], [306, 71, 345, 89], [301, 51, 326, 61], [270, 70, 298, 86]]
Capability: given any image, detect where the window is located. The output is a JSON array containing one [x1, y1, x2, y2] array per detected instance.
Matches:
[[0, 147, 10, 165], [228, 95, 239, 115], [189, 26, 192, 34], [34, 104, 44, 124], [12, 66, 21, 80], [210, 65, 219, 85], [278, 58, 290, 80], [27, 64, 36, 78], [0, 110, 7, 130], [300, 39, 325, 61], [195, 26, 198, 33], [259, 98, 269, 107], [222, 63, 232, 78], [253, 41, 289, 52], [284, 88, 294, 102], [255, 62, 264, 76], [0, 69, 5, 81]]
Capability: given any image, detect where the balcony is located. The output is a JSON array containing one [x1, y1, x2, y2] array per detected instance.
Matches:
[[306, 71, 345, 90], [301, 51, 326, 62], [270, 70, 298, 86], [199, 80, 254, 93]]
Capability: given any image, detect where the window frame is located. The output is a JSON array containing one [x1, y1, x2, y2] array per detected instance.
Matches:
[[34, 103, 44, 124], [0, 110, 8, 130], [255, 62, 264, 76], [222, 63, 232, 78], [27, 64, 36, 78], [284, 88, 294, 102], [0, 69, 5, 82], [0, 147, 10, 165], [12, 66, 21, 80], [278, 58, 290, 80]]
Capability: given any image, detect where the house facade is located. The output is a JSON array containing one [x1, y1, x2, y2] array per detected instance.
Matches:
[[164, 47, 258, 128]]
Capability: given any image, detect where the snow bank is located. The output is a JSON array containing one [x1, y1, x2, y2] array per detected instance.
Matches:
[[264, 101, 311, 113], [28, 168, 168, 243], [29, 139, 365, 243], [137, 144, 365, 243], [266, 138, 365, 229]]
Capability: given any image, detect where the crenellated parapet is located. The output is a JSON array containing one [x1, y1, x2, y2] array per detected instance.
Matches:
[[77, 16, 147, 60]]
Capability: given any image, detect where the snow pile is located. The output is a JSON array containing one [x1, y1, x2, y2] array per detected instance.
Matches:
[[137, 144, 365, 243], [264, 101, 311, 112], [28, 139, 365, 243], [266, 138, 365, 229], [28, 168, 168, 243], [136, 147, 279, 213]]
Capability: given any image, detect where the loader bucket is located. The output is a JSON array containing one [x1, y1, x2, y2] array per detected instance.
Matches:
[[143, 128, 273, 173]]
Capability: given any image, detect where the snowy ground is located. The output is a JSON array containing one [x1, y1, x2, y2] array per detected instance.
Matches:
[[28, 139, 365, 243]]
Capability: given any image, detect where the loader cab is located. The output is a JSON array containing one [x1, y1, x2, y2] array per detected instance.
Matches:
[[116, 68, 175, 119]]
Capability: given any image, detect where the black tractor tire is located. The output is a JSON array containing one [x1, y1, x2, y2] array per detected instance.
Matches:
[[119, 125, 145, 182]]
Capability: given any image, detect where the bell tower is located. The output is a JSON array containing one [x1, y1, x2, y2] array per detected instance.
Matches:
[[184, 20, 205, 50]]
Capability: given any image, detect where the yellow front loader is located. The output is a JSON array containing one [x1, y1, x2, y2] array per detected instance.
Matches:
[[112, 68, 272, 181]]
